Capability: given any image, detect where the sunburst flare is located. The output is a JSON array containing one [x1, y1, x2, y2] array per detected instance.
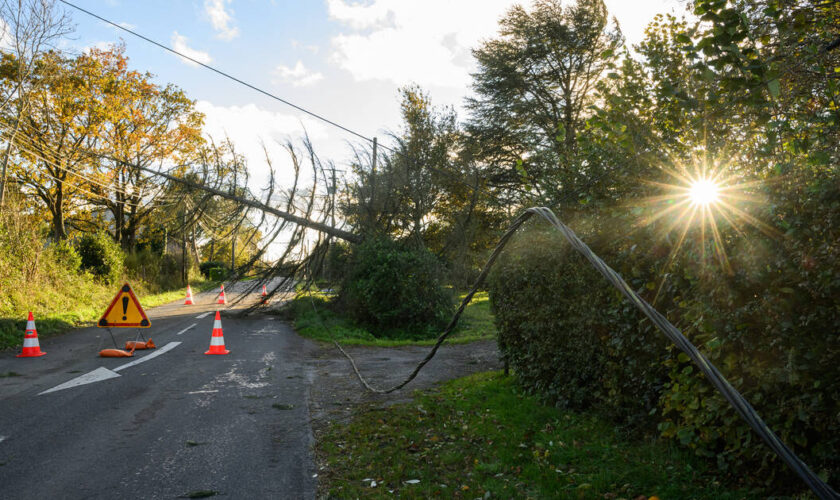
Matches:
[[634, 161, 777, 281]]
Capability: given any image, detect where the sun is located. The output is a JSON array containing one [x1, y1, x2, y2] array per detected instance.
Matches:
[[689, 178, 720, 206], [634, 160, 777, 281]]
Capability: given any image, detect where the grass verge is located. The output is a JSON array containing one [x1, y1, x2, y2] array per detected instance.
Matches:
[[318, 371, 761, 499], [288, 291, 496, 347], [0, 278, 216, 350]]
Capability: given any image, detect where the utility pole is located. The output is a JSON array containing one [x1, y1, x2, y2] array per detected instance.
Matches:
[[181, 209, 187, 284], [230, 166, 237, 274], [230, 228, 236, 272], [370, 136, 377, 206]]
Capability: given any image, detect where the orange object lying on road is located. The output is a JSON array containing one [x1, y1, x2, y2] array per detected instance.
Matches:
[[125, 338, 155, 350], [99, 345, 136, 357]]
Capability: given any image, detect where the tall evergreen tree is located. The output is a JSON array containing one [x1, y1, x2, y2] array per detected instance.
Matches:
[[466, 0, 622, 206]]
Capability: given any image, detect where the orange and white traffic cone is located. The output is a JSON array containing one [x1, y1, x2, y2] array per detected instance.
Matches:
[[261, 284, 269, 305], [217, 284, 227, 305], [17, 312, 46, 358], [204, 311, 230, 355], [184, 285, 194, 305]]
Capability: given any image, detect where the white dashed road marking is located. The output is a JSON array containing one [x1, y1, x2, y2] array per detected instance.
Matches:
[[39, 367, 121, 395], [195, 312, 212, 319], [176, 323, 197, 335], [113, 342, 181, 372]]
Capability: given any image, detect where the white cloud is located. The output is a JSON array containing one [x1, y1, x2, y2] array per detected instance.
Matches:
[[83, 41, 116, 54], [327, 0, 693, 89], [0, 18, 13, 51], [195, 100, 331, 188], [204, 0, 239, 40], [327, 0, 523, 89], [291, 39, 319, 54], [171, 31, 212, 66], [273, 61, 324, 87], [326, 0, 396, 30]]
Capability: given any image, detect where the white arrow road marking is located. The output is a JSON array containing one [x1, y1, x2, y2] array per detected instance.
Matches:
[[113, 341, 181, 372], [39, 367, 121, 395], [176, 323, 197, 335], [37, 342, 182, 396], [195, 312, 212, 319]]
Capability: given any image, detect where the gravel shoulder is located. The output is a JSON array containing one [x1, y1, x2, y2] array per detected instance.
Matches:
[[304, 336, 502, 480]]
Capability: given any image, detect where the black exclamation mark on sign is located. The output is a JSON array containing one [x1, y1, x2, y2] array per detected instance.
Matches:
[[122, 296, 129, 321]]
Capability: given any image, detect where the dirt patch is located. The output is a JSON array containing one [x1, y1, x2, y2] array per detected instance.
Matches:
[[305, 339, 501, 497], [306, 339, 502, 436]]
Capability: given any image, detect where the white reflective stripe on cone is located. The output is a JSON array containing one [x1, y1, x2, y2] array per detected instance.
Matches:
[[210, 336, 226, 346], [23, 337, 39, 347], [213, 319, 222, 329], [26, 320, 36, 330]]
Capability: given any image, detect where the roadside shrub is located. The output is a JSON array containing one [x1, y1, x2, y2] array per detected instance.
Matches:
[[75, 232, 125, 284], [0, 198, 113, 349], [200, 260, 227, 278], [125, 249, 182, 290], [124, 247, 157, 282], [339, 237, 453, 337], [209, 267, 227, 281], [48, 239, 81, 273], [159, 254, 180, 282]]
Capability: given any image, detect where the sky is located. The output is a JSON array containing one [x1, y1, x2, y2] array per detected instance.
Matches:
[[60, 0, 692, 190]]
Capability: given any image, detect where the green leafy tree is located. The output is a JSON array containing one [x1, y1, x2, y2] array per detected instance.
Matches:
[[466, 0, 622, 205]]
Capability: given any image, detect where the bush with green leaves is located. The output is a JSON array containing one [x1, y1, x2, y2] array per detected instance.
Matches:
[[74, 232, 125, 284], [48, 240, 81, 273], [339, 237, 453, 337], [124, 248, 183, 290], [199, 260, 227, 278]]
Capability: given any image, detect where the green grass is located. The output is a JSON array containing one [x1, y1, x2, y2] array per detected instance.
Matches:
[[289, 291, 496, 347], [0, 278, 216, 350], [318, 371, 762, 499]]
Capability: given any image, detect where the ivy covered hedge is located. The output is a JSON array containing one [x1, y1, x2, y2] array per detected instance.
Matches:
[[488, 175, 839, 492]]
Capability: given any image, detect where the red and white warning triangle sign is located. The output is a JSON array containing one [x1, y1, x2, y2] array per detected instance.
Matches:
[[98, 283, 151, 328]]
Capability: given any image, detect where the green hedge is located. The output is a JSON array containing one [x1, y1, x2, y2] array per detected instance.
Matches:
[[199, 260, 227, 278], [488, 225, 669, 426], [488, 175, 839, 492]]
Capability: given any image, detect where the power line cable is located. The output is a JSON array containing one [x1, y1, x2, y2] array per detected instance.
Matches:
[[58, 0, 378, 147]]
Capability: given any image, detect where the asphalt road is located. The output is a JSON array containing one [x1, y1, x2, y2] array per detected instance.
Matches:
[[0, 280, 317, 499]]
